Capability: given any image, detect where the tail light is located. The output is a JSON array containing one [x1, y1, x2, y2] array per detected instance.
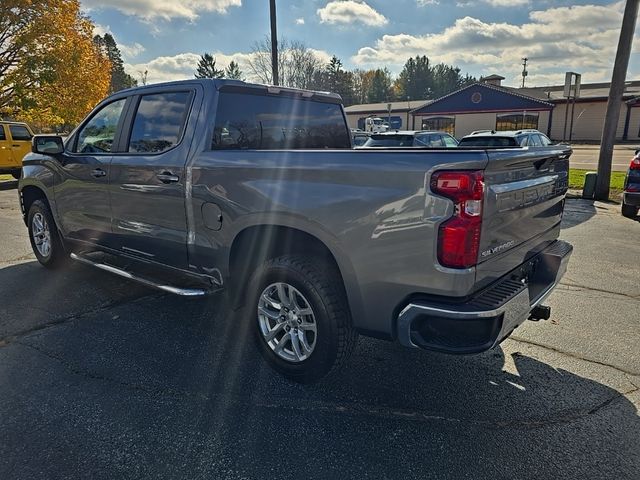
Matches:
[[431, 170, 484, 268], [630, 156, 640, 170]]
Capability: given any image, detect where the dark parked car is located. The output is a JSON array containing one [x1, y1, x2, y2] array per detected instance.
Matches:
[[19, 79, 572, 383], [622, 151, 640, 218], [459, 129, 553, 147], [360, 130, 459, 148]]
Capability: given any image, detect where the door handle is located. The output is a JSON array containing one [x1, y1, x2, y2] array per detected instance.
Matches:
[[91, 168, 107, 178], [12, 145, 20, 148], [157, 172, 180, 184]]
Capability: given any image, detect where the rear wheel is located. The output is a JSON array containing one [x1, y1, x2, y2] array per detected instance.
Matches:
[[27, 199, 67, 269], [248, 255, 357, 383], [621, 203, 638, 218]]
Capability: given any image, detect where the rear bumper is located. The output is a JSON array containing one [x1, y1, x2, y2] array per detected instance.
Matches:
[[397, 240, 573, 354], [623, 191, 640, 207]]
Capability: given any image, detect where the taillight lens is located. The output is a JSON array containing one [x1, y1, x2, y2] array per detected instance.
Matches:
[[431, 170, 484, 268], [630, 156, 640, 170]]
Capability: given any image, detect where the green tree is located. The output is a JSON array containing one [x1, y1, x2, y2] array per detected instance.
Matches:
[[195, 53, 224, 79], [94, 33, 137, 93], [366, 68, 394, 103], [394, 55, 432, 100], [224, 60, 243, 80]]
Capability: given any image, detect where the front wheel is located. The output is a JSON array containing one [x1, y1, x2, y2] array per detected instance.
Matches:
[[27, 199, 68, 269], [621, 202, 638, 218], [248, 255, 357, 383]]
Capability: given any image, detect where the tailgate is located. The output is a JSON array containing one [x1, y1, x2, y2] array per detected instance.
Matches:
[[475, 146, 571, 288]]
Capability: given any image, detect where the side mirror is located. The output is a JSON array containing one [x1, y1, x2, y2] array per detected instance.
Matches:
[[32, 135, 64, 155]]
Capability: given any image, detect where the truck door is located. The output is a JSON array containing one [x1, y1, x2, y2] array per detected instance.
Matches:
[[0, 125, 13, 169], [109, 87, 199, 269], [8, 124, 33, 167], [54, 97, 129, 245]]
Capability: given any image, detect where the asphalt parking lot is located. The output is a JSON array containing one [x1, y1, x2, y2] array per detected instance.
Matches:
[[0, 179, 638, 480]]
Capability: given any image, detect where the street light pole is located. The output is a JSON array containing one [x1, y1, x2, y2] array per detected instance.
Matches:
[[595, 0, 639, 200], [269, 0, 279, 86]]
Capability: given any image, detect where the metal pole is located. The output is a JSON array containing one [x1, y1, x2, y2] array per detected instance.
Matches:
[[563, 97, 570, 142], [569, 88, 577, 142], [595, 0, 639, 200], [269, 0, 279, 86]]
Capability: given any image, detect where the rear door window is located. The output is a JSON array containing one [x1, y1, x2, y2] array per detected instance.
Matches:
[[128, 91, 192, 154], [443, 135, 458, 147], [212, 92, 350, 149], [529, 134, 543, 146], [9, 125, 32, 141], [538, 134, 552, 146], [0, 126, 6, 141]]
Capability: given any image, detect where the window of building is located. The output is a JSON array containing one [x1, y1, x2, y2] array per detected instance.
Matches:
[[129, 92, 192, 154], [212, 92, 350, 150], [420, 116, 455, 135], [495, 112, 539, 131], [9, 125, 32, 141]]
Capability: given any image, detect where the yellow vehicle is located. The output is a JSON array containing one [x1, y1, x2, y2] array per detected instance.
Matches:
[[0, 121, 34, 179]]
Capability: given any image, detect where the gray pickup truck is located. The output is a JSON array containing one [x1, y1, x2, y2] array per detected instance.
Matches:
[[19, 79, 573, 382]]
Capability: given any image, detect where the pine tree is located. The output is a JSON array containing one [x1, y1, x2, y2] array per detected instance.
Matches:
[[224, 61, 243, 80], [195, 53, 224, 79], [100, 33, 137, 93]]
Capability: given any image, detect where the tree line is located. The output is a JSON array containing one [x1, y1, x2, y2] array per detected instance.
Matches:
[[1, 4, 477, 132], [195, 38, 477, 106]]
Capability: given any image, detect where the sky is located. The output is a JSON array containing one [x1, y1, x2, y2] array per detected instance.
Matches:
[[83, 0, 640, 89]]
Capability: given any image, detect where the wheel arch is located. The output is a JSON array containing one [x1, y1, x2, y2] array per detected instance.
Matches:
[[228, 224, 364, 323]]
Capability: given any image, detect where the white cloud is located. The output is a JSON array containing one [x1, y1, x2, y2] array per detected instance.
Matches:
[[484, 0, 528, 6], [417, 0, 439, 5], [93, 23, 112, 36], [317, 1, 388, 27], [295, 17, 305, 25], [119, 43, 146, 60], [351, 2, 628, 85], [82, 0, 241, 21]]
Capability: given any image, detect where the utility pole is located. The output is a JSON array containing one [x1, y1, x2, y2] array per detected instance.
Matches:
[[269, 0, 279, 86], [521, 58, 528, 88], [595, 0, 639, 200]]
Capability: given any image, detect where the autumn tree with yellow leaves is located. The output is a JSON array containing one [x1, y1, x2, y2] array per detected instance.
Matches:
[[0, 0, 111, 129]]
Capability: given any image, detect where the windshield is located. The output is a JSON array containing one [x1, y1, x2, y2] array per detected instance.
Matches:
[[363, 134, 415, 147]]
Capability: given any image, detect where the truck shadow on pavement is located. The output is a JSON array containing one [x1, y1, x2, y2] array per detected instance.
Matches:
[[0, 264, 638, 479], [562, 198, 597, 229]]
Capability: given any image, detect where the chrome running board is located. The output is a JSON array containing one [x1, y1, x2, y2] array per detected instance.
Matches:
[[70, 253, 208, 297]]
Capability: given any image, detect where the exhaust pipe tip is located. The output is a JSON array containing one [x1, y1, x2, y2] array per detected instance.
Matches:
[[528, 305, 551, 321]]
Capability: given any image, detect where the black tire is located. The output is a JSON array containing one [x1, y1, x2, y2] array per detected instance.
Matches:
[[27, 199, 68, 269], [621, 203, 638, 218], [248, 254, 357, 384], [11, 169, 21, 180]]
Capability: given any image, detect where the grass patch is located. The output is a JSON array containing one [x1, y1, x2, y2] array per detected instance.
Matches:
[[568, 168, 625, 201], [0, 174, 14, 182]]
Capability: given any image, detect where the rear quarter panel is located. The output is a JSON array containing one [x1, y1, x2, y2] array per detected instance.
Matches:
[[190, 148, 488, 337]]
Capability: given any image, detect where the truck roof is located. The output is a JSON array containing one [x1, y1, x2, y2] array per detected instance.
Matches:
[[116, 78, 343, 104]]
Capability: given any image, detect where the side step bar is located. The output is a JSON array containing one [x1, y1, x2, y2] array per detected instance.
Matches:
[[70, 253, 208, 297]]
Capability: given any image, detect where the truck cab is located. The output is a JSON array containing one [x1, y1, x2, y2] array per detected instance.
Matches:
[[0, 121, 34, 179]]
